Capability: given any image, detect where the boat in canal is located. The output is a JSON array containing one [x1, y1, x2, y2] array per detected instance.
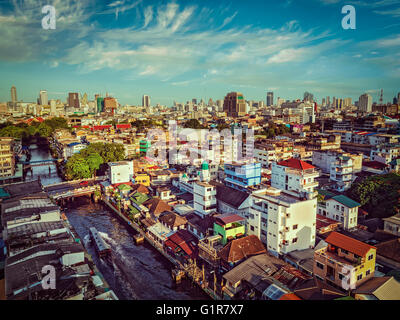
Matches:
[[89, 227, 111, 258]]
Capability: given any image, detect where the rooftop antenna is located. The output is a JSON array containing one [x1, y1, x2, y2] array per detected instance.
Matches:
[[379, 89, 383, 105]]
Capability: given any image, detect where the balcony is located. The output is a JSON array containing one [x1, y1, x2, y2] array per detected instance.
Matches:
[[302, 181, 318, 188], [315, 248, 362, 268]]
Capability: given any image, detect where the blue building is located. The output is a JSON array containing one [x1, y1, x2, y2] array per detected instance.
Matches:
[[224, 162, 261, 191]]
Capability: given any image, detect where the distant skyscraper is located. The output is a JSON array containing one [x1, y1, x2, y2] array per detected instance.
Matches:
[[332, 97, 336, 108], [326, 96, 330, 107], [216, 99, 223, 112], [359, 93, 372, 113], [11, 86, 17, 104], [266, 92, 274, 107], [142, 95, 150, 108], [96, 97, 104, 113], [303, 91, 314, 103], [397, 92, 400, 105], [192, 98, 197, 105], [104, 97, 118, 113], [68, 92, 80, 108], [336, 98, 343, 110], [39, 90, 48, 106], [344, 98, 352, 108], [50, 99, 57, 116], [223, 92, 246, 117]]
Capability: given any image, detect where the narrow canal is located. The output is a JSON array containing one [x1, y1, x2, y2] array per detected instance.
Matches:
[[26, 144, 209, 300]]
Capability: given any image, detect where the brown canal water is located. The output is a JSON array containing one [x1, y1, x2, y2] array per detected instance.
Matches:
[[26, 144, 209, 300]]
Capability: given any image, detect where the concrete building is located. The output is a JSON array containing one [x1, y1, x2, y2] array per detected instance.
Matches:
[[359, 93, 373, 113], [330, 155, 353, 191], [0, 138, 15, 178], [108, 161, 134, 185], [68, 92, 80, 108], [142, 95, 150, 108], [224, 162, 261, 191], [251, 187, 317, 256], [313, 232, 376, 291], [267, 92, 274, 107], [223, 92, 247, 118], [382, 214, 400, 237], [39, 90, 48, 106], [271, 158, 319, 199], [317, 192, 360, 230]]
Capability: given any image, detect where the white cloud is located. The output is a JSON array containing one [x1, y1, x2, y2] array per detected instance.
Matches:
[[267, 48, 307, 64]]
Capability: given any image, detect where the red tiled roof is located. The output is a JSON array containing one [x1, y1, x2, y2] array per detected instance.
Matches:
[[93, 125, 112, 131], [277, 158, 315, 170], [116, 123, 131, 129], [112, 182, 133, 188], [325, 232, 376, 257], [279, 293, 302, 300]]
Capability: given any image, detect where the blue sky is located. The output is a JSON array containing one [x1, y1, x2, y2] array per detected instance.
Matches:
[[0, 0, 399, 106]]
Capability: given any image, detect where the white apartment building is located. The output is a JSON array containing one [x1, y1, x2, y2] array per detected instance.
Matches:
[[193, 162, 217, 217], [370, 144, 400, 165], [193, 181, 217, 217], [271, 158, 319, 198], [251, 187, 317, 256], [312, 150, 363, 174], [359, 93, 372, 113], [330, 155, 353, 192], [254, 145, 293, 169], [317, 194, 360, 230], [108, 161, 134, 185]]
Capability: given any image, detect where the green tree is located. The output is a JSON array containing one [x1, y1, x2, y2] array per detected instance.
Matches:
[[65, 154, 91, 180], [347, 173, 400, 218], [37, 123, 52, 137], [183, 119, 204, 129], [87, 153, 104, 176]]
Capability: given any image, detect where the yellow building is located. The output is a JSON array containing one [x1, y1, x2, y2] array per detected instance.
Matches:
[[135, 173, 150, 186], [0, 137, 15, 178], [314, 232, 376, 291]]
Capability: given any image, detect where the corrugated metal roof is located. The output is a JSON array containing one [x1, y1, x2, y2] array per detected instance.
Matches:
[[332, 195, 361, 208]]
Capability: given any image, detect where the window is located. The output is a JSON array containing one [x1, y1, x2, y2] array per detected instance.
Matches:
[[293, 224, 298, 230], [292, 237, 298, 243], [366, 269, 371, 276], [250, 226, 254, 231], [357, 274, 363, 281], [338, 273, 344, 280], [316, 262, 324, 270], [368, 254, 374, 261]]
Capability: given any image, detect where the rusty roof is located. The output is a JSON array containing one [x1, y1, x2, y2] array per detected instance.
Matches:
[[218, 235, 266, 264], [325, 231, 376, 257]]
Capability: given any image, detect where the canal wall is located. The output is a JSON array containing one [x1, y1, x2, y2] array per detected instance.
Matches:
[[101, 196, 220, 300]]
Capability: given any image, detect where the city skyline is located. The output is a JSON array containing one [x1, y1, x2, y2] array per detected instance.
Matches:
[[1, 0, 400, 105]]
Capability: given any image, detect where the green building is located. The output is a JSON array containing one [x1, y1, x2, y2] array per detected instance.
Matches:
[[139, 140, 151, 154], [96, 97, 104, 113], [213, 214, 246, 245]]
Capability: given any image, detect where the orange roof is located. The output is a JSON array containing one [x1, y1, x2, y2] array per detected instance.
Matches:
[[325, 232, 376, 257], [277, 158, 315, 170], [279, 293, 301, 300]]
